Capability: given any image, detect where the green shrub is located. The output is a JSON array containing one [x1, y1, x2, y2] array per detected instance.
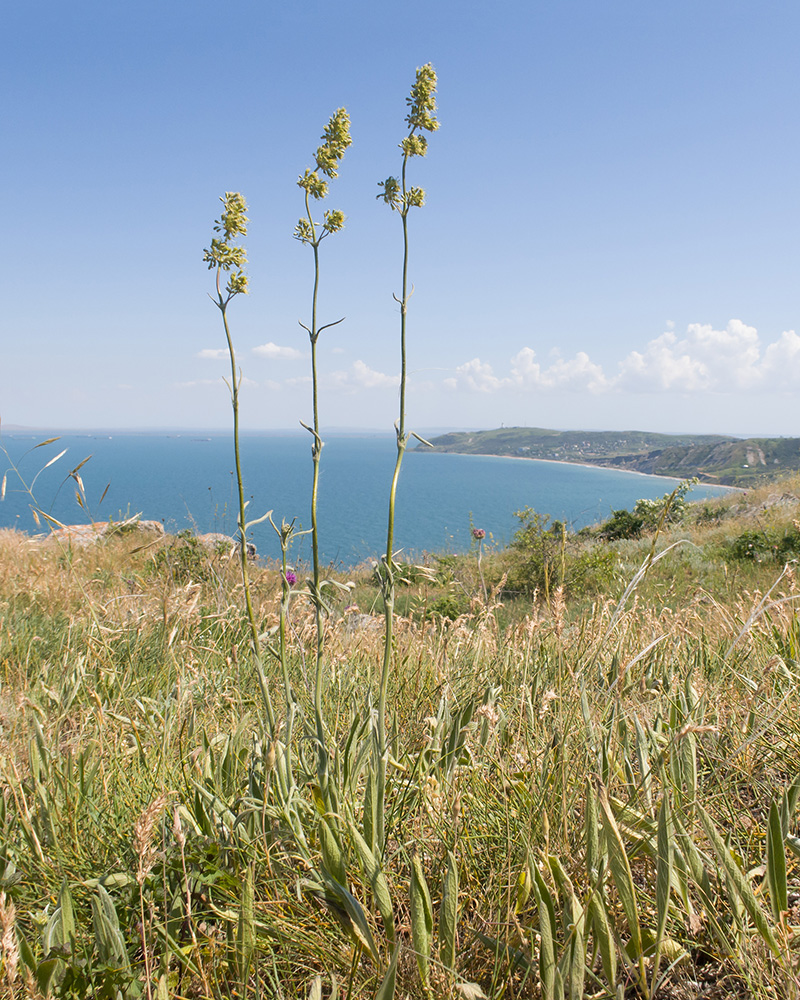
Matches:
[[424, 592, 469, 620], [149, 531, 214, 584], [599, 479, 696, 540], [507, 507, 564, 596], [599, 508, 645, 540], [725, 526, 800, 563], [507, 507, 616, 597]]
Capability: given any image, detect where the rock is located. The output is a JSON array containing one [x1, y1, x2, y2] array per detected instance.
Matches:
[[197, 532, 257, 559], [39, 517, 163, 547]]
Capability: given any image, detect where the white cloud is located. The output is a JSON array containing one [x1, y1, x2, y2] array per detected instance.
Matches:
[[512, 348, 609, 391], [761, 329, 800, 389], [252, 341, 305, 361], [442, 320, 800, 399], [197, 348, 228, 360], [615, 331, 709, 391], [176, 376, 258, 389], [330, 361, 400, 391], [443, 358, 506, 393], [444, 349, 608, 394], [286, 361, 399, 393], [176, 378, 220, 388], [353, 360, 400, 389], [616, 319, 768, 392]]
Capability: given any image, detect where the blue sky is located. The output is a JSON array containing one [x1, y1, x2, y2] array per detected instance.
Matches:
[[2, 0, 798, 436]]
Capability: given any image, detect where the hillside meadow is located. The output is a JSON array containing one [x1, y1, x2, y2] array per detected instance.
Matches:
[[0, 475, 799, 998]]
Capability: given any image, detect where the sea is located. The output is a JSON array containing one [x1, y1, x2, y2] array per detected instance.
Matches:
[[0, 431, 732, 568]]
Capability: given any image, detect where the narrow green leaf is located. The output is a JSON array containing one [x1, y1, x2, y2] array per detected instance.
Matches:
[[547, 854, 573, 898], [585, 778, 600, 881], [766, 799, 788, 922], [319, 871, 380, 965], [439, 850, 459, 971], [680, 731, 698, 814], [375, 941, 401, 1000], [532, 868, 556, 1000], [514, 863, 532, 915], [17, 930, 37, 974], [786, 772, 800, 817], [652, 794, 673, 989], [597, 786, 642, 959], [780, 791, 790, 840], [37, 957, 61, 995], [55, 879, 76, 954], [673, 815, 732, 953], [588, 892, 617, 988], [319, 815, 347, 887], [236, 864, 255, 982], [348, 821, 395, 943], [41, 878, 76, 990], [91, 884, 129, 968], [410, 852, 433, 988], [633, 717, 652, 812], [565, 890, 586, 1000], [697, 803, 780, 956]]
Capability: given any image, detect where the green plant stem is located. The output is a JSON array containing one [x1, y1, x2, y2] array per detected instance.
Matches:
[[302, 188, 332, 805], [278, 542, 296, 795], [378, 154, 411, 852], [477, 539, 487, 603], [218, 269, 276, 735]]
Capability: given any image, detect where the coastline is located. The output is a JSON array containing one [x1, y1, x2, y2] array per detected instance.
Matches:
[[417, 449, 743, 491]]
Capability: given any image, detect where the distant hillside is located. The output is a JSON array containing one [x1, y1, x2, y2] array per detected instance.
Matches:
[[422, 427, 800, 485]]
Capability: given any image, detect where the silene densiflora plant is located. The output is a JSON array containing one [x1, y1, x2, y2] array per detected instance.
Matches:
[[374, 62, 439, 853], [196, 67, 443, 998], [294, 108, 352, 812], [203, 193, 276, 734]]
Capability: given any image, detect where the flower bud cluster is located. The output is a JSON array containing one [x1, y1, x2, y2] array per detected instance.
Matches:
[[377, 176, 401, 210], [298, 168, 328, 200], [323, 209, 345, 234], [378, 64, 438, 215], [203, 192, 249, 298], [315, 108, 352, 178], [295, 109, 352, 245], [406, 63, 439, 135]]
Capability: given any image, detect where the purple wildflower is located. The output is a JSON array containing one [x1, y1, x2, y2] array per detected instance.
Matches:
[[472, 528, 486, 540], [285, 570, 297, 587]]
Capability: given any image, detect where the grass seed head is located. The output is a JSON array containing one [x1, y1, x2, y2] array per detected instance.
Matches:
[[134, 792, 169, 883], [0, 891, 19, 987]]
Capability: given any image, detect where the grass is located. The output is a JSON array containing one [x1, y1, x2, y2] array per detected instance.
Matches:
[[0, 476, 799, 998]]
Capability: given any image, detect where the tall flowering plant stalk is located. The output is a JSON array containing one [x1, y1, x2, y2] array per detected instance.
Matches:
[[294, 110, 352, 807], [203, 194, 275, 734], [473, 527, 487, 603], [374, 64, 438, 852]]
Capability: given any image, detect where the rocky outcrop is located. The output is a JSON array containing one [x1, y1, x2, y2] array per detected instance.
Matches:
[[40, 517, 164, 547], [31, 519, 255, 559], [196, 532, 257, 559]]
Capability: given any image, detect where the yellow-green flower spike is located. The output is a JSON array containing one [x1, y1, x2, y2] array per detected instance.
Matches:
[[405, 63, 438, 135]]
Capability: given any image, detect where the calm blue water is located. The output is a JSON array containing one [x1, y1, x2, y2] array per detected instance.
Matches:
[[0, 432, 730, 567]]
